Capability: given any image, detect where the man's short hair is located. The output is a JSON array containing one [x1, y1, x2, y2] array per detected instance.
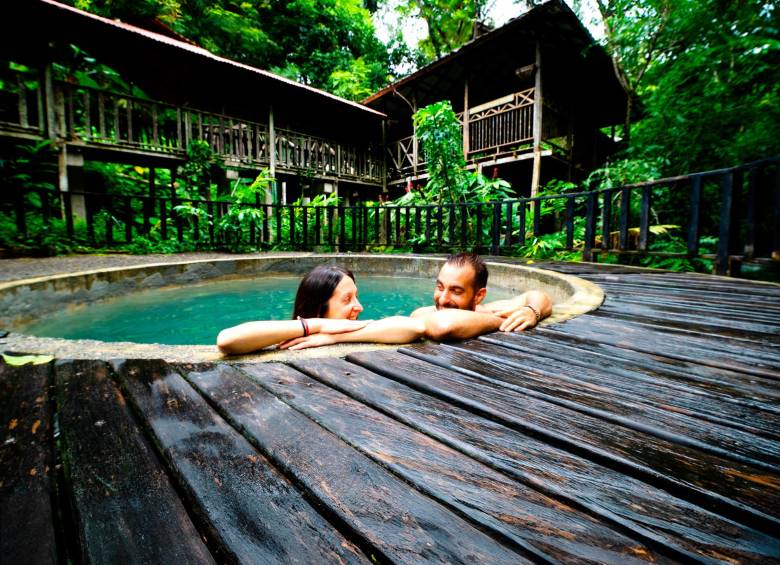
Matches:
[[445, 252, 488, 290]]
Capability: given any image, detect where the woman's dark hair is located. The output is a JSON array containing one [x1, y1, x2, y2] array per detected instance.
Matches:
[[292, 265, 355, 319]]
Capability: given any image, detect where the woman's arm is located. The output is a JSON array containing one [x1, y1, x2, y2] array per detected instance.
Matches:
[[217, 318, 368, 355], [280, 316, 427, 350], [281, 310, 506, 350]]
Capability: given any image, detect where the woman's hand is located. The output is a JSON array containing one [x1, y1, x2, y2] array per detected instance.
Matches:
[[279, 333, 337, 350], [311, 318, 371, 334]]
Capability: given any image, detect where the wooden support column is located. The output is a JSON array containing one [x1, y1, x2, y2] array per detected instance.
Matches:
[[43, 65, 57, 140], [411, 96, 418, 177], [462, 80, 470, 160], [267, 105, 277, 216], [59, 146, 86, 219], [382, 119, 388, 194], [531, 41, 543, 197]]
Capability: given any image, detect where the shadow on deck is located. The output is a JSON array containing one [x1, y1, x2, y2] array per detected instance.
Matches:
[[2, 262, 779, 563]]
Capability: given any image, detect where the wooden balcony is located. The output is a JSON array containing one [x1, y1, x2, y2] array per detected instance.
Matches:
[[387, 88, 563, 183], [0, 67, 384, 186]]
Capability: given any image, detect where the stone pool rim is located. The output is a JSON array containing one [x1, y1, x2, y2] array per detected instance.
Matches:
[[0, 253, 605, 362]]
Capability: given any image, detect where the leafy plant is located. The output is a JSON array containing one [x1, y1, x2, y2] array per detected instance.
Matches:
[[217, 169, 273, 251]]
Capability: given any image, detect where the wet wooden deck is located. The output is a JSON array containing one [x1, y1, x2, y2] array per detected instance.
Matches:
[[2, 262, 779, 563]]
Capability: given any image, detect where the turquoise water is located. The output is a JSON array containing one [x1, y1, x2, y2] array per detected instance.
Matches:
[[21, 276, 513, 345]]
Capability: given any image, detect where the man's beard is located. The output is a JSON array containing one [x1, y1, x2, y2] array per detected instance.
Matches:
[[435, 297, 477, 311]]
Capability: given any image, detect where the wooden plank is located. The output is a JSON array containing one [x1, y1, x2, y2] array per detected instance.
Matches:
[[247, 360, 660, 564], [545, 315, 780, 377], [347, 350, 780, 534], [183, 363, 531, 564], [528, 326, 780, 402], [294, 356, 780, 563], [54, 360, 214, 564], [0, 360, 58, 564], [425, 340, 780, 469], [478, 331, 780, 438], [114, 359, 367, 564]]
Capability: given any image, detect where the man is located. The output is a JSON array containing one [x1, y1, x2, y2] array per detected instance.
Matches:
[[281, 252, 551, 350]]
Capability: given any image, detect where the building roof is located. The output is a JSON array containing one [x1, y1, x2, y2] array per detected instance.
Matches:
[[364, 0, 627, 128], [1, 0, 384, 138]]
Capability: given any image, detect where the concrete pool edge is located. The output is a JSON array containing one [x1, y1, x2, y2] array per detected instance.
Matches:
[[0, 254, 605, 362]]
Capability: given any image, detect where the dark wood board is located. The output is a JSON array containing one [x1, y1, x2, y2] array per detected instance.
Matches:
[[475, 333, 780, 441], [482, 330, 780, 405], [115, 359, 369, 565], [54, 359, 215, 564], [242, 360, 664, 564], [539, 316, 780, 379], [0, 360, 58, 564], [183, 362, 531, 564], [293, 356, 780, 563], [347, 349, 780, 534], [417, 341, 780, 469]]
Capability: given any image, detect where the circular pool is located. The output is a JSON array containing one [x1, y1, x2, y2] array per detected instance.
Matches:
[[0, 254, 604, 362]]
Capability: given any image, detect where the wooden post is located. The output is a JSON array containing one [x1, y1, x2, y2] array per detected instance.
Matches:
[[267, 106, 277, 242], [531, 41, 543, 197], [462, 80, 470, 159], [43, 65, 57, 140], [381, 119, 388, 194], [59, 147, 86, 219], [411, 96, 418, 177], [715, 173, 734, 275]]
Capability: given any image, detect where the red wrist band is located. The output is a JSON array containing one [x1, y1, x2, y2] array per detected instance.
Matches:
[[297, 316, 310, 337]]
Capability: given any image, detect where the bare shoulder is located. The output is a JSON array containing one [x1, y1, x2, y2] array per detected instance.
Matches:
[[410, 305, 436, 318]]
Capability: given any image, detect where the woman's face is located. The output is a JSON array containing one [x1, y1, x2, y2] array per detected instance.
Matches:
[[325, 276, 363, 319]]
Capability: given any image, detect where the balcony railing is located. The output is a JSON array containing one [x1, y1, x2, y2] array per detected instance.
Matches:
[[0, 67, 383, 185], [388, 88, 542, 178]]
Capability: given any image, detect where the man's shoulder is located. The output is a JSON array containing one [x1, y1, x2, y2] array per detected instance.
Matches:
[[410, 305, 436, 317]]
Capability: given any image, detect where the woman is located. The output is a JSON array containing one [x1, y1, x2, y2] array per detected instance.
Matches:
[[217, 265, 370, 354]]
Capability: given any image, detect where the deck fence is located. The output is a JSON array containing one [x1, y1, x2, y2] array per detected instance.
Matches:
[[3, 158, 778, 276]]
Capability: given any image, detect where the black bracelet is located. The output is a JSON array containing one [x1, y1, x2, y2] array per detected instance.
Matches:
[[297, 316, 309, 337], [524, 304, 541, 324]]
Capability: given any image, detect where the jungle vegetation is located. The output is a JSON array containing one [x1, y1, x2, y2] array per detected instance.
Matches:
[[0, 0, 777, 271]]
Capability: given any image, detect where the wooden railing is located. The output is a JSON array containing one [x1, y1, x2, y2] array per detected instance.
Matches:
[[274, 128, 383, 183], [0, 67, 383, 184], [387, 88, 538, 177], [0, 67, 45, 135], [467, 88, 535, 155], [5, 158, 777, 276]]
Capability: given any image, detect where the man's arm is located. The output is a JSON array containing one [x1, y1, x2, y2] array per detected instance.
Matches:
[[479, 290, 552, 331], [281, 310, 504, 350]]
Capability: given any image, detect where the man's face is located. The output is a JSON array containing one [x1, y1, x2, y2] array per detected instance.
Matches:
[[434, 263, 486, 311]]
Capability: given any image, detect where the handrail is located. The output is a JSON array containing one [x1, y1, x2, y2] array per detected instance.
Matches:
[[4, 157, 777, 276]]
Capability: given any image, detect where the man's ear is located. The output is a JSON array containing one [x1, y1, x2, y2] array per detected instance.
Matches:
[[474, 287, 487, 306]]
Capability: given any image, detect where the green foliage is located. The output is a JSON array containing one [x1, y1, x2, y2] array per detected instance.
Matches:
[[396, 0, 489, 59], [217, 169, 273, 251], [593, 0, 779, 173], [178, 140, 223, 200], [413, 101, 467, 203], [68, 0, 394, 97]]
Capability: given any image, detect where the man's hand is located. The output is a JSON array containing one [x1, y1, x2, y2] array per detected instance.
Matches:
[[279, 333, 337, 350], [495, 305, 538, 332]]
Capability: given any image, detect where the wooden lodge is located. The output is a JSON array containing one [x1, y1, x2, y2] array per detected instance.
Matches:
[[365, 0, 628, 196], [0, 0, 387, 212], [0, 0, 627, 212]]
